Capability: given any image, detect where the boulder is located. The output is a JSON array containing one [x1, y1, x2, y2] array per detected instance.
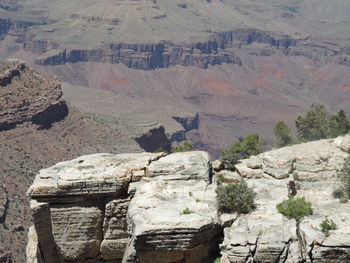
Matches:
[[147, 151, 211, 182], [26, 151, 214, 263]]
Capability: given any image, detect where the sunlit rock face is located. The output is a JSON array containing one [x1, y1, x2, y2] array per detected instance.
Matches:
[[26, 136, 350, 263]]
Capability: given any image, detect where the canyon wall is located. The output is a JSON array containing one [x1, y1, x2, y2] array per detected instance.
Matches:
[[26, 29, 350, 70]]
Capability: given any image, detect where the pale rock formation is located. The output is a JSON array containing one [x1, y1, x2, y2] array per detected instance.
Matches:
[[126, 180, 222, 263], [26, 151, 215, 263], [26, 136, 350, 263], [220, 135, 350, 263], [27, 152, 166, 199]]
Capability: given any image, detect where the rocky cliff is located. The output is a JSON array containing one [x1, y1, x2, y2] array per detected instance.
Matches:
[[26, 136, 350, 263], [219, 135, 350, 262], [0, 59, 149, 262], [31, 29, 350, 70], [26, 151, 223, 263], [0, 59, 68, 131]]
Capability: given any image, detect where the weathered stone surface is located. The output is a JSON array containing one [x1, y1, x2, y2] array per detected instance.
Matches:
[[128, 180, 221, 262], [147, 151, 211, 181], [101, 198, 130, 260], [29, 201, 60, 263], [26, 140, 350, 263], [246, 156, 262, 169], [237, 136, 349, 181], [100, 239, 129, 260], [220, 178, 296, 262], [50, 203, 103, 261], [27, 152, 164, 199], [27, 151, 214, 263], [103, 198, 130, 240], [220, 136, 350, 263], [214, 170, 241, 183], [235, 162, 264, 179], [26, 226, 42, 263]]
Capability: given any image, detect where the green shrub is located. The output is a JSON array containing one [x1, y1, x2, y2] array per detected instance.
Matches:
[[333, 187, 348, 201], [274, 121, 293, 147], [182, 207, 194, 214], [276, 197, 313, 222], [220, 133, 265, 170], [172, 142, 193, 152], [295, 105, 350, 142], [340, 196, 349, 203], [328, 110, 350, 137], [216, 181, 256, 214], [295, 104, 329, 141], [320, 218, 337, 237]]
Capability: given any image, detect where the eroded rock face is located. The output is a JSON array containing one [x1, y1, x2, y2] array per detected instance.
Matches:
[[26, 151, 215, 263], [220, 135, 350, 263], [127, 180, 221, 263], [26, 152, 165, 199], [0, 59, 68, 131], [26, 137, 350, 263]]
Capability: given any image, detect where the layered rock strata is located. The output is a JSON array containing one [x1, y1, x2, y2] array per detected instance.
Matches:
[[26, 151, 222, 263], [26, 136, 350, 263], [0, 59, 68, 131], [31, 29, 350, 70], [218, 135, 350, 263]]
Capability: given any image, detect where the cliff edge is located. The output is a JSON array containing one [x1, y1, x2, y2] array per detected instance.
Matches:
[[26, 136, 350, 262]]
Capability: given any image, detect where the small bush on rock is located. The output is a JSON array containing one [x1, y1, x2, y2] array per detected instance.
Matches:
[[216, 181, 256, 214], [219, 152, 241, 170], [276, 196, 313, 222], [320, 218, 337, 237], [182, 207, 194, 214]]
